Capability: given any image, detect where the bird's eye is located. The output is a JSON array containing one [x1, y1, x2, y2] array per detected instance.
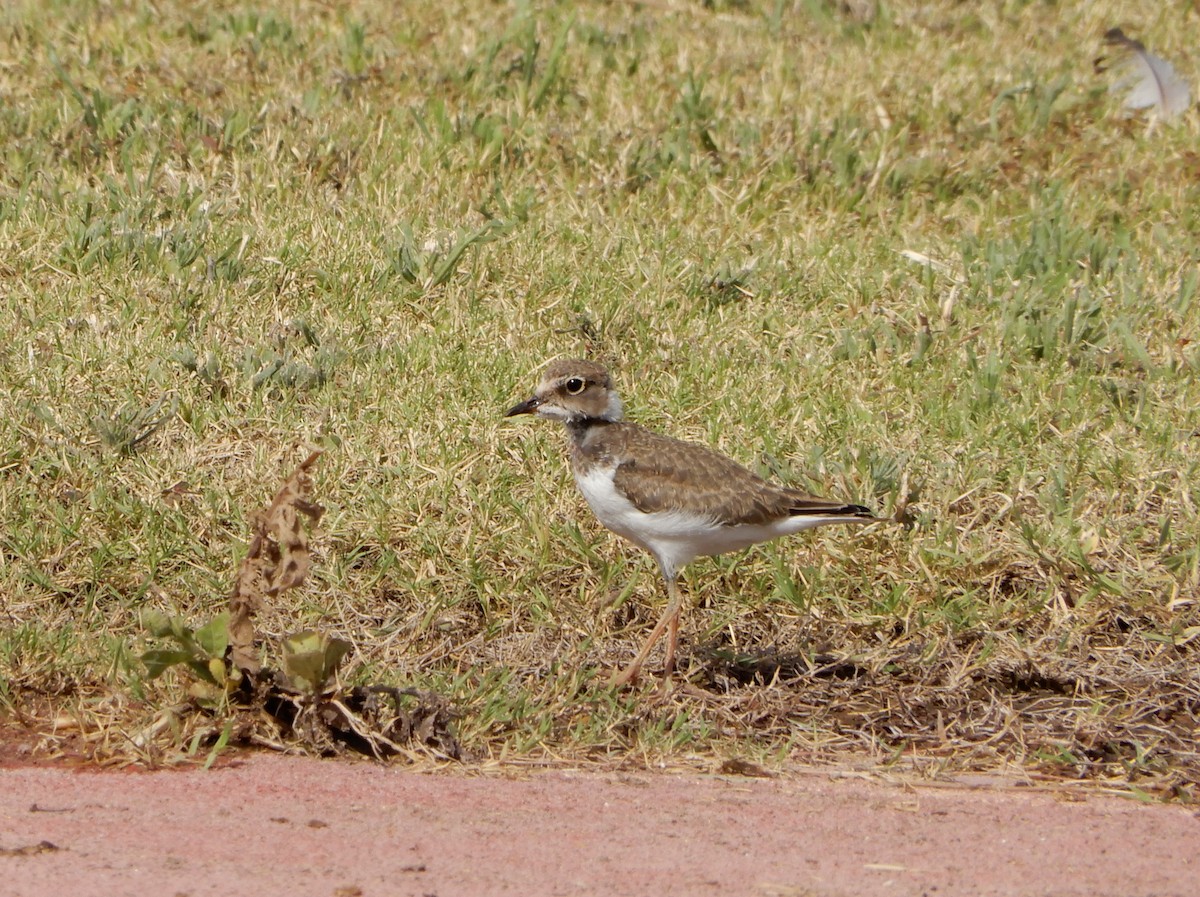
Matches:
[[565, 377, 586, 395]]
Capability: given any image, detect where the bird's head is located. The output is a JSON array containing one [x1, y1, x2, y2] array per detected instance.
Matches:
[[505, 359, 624, 424]]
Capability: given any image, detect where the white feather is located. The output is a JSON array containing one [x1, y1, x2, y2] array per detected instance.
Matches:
[[535, 404, 573, 422]]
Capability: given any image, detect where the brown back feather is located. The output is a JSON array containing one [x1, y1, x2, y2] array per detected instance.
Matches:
[[573, 422, 870, 527]]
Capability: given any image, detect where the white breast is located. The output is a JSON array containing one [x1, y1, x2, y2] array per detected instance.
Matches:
[[574, 464, 658, 550]]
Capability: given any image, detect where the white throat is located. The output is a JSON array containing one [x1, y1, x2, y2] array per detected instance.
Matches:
[[599, 393, 624, 422], [537, 389, 624, 423]]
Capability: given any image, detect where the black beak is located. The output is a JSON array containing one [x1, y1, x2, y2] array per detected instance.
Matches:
[[505, 397, 540, 417]]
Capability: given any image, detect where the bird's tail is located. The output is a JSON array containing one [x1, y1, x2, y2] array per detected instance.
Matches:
[[788, 498, 876, 521]]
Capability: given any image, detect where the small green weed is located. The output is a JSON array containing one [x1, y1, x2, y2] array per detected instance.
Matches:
[[141, 610, 241, 707]]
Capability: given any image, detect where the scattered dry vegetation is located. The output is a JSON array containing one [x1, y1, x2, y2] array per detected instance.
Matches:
[[1, 0, 1198, 796]]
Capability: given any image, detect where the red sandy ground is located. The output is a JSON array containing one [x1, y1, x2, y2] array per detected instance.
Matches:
[[1, 751, 1196, 897]]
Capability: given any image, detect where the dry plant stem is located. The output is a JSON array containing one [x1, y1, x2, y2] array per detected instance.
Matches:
[[228, 451, 324, 676]]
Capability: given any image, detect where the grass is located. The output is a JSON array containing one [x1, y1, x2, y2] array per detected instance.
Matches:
[[1, 0, 1199, 794]]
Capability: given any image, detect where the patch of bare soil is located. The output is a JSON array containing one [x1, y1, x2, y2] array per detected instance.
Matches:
[[0, 720, 101, 772], [1, 752, 1196, 897]]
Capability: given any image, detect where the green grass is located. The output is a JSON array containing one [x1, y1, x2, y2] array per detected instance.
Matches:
[[2, 0, 1199, 792]]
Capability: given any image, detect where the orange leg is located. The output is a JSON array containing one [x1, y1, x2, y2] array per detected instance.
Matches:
[[663, 585, 681, 678], [610, 575, 683, 688]]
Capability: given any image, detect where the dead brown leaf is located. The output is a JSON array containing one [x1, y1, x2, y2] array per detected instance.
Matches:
[[0, 841, 60, 857]]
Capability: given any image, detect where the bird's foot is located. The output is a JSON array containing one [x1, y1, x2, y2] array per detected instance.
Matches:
[[652, 675, 677, 702], [608, 663, 642, 689], [611, 665, 690, 698]]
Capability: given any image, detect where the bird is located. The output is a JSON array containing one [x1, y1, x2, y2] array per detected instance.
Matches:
[[505, 359, 877, 688]]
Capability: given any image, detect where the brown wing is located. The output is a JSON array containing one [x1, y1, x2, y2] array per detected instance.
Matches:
[[600, 425, 870, 526]]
